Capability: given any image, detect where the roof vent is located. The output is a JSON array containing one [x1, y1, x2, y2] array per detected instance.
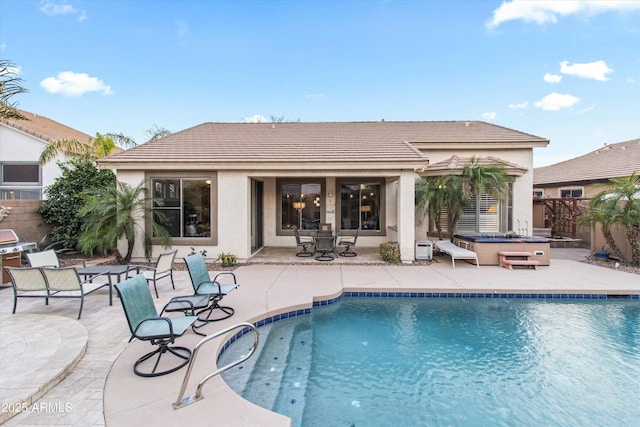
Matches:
[[464, 121, 470, 127], [380, 118, 385, 122]]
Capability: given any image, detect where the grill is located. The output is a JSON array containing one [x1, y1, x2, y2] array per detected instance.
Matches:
[[1, 229, 37, 284]]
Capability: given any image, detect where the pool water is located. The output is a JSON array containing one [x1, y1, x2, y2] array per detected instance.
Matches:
[[220, 298, 640, 426]]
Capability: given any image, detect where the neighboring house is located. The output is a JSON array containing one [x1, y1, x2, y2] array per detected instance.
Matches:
[[99, 120, 548, 263], [0, 109, 93, 200], [533, 139, 640, 199], [533, 138, 640, 255]]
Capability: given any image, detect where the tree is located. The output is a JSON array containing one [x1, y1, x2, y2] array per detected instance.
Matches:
[[79, 180, 172, 264], [37, 158, 116, 250], [0, 59, 28, 120], [415, 157, 510, 240], [581, 172, 640, 265], [39, 132, 118, 164], [40, 127, 172, 164]]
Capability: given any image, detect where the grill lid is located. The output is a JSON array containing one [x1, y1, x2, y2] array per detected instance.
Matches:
[[0, 229, 19, 245]]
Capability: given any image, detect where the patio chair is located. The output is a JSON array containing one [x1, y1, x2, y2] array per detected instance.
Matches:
[[26, 249, 86, 268], [184, 253, 239, 322], [337, 228, 359, 257], [39, 266, 111, 319], [115, 274, 197, 377], [5, 266, 50, 315], [139, 249, 177, 298], [293, 225, 314, 257]]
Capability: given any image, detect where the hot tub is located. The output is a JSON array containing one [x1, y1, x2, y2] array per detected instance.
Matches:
[[453, 234, 551, 266]]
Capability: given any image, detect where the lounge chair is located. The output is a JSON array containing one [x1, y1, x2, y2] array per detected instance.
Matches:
[[337, 228, 359, 257], [434, 240, 479, 269], [139, 249, 177, 298], [183, 253, 239, 322], [293, 226, 314, 257], [26, 249, 86, 268], [115, 274, 197, 377]]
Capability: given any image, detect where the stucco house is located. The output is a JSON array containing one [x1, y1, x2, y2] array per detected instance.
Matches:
[[0, 109, 93, 200], [99, 120, 548, 263], [533, 138, 640, 256]]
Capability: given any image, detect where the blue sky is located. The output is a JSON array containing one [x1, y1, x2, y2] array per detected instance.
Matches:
[[1, 0, 639, 166]]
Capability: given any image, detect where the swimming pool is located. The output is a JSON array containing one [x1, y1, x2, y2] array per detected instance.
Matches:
[[220, 297, 640, 426]]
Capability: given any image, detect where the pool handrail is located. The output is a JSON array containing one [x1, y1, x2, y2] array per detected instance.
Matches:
[[173, 322, 259, 410]]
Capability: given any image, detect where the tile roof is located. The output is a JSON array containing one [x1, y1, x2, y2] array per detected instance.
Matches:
[[1, 109, 93, 144], [534, 139, 640, 186], [100, 121, 547, 166], [424, 155, 528, 176]]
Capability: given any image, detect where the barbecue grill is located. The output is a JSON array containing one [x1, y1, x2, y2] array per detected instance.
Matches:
[[0, 229, 37, 284]]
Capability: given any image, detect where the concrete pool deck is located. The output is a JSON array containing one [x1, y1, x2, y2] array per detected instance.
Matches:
[[1, 248, 638, 426]]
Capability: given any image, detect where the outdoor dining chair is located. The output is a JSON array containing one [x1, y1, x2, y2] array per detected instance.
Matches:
[[184, 253, 239, 322], [115, 274, 198, 377], [337, 228, 360, 257], [293, 226, 314, 257], [139, 249, 178, 298]]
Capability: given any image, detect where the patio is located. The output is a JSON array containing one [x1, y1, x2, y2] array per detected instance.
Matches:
[[1, 248, 638, 426]]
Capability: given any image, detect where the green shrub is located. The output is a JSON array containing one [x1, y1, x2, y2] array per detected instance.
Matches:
[[37, 158, 115, 250], [379, 242, 401, 264], [216, 252, 237, 267]]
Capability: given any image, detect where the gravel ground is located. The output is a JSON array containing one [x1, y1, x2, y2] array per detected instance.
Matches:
[[581, 256, 640, 275]]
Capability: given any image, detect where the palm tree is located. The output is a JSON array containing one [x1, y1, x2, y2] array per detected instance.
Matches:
[[0, 59, 28, 120], [415, 157, 510, 240], [78, 180, 172, 264], [40, 127, 172, 165], [39, 132, 118, 164], [581, 172, 640, 265]]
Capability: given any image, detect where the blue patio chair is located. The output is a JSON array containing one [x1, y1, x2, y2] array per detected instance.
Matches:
[[115, 274, 197, 377], [183, 253, 239, 322]]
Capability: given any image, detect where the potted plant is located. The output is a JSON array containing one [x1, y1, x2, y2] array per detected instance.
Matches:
[[594, 246, 610, 261], [216, 252, 237, 267]]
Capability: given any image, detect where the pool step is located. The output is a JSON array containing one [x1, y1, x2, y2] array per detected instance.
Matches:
[[240, 322, 296, 410], [273, 324, 313, 426]]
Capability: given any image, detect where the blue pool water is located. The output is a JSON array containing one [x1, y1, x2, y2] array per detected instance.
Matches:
[[220, 297, 640, 426]]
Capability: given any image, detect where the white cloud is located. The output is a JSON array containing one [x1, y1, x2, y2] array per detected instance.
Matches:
[[544, 73, 562, 83], [487, 0, 640, 29], [305, 93, 325, 99], [40, 71, 114, 96], [534, 92, 580, 111], [509, 101, 528, 110], [243, 114, 267, 123], [481, 111, 497, 120], [560, 60, 613, 81], [0, 42, 6, 51], [40, 1, 87, 22]]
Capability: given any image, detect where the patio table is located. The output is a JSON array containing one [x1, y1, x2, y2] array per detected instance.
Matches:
[[77, 265, 140, 305]]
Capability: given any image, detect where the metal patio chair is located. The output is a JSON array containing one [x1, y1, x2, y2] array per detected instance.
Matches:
[[337, 228, 360, 257], [115, 274, 198, 377], [140, 249, 178, 298], [293, 226, 315, 257], [183, 253, 239, 322]]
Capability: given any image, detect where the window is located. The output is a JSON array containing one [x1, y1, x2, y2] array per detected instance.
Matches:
[[150, 177, 212, 239], [560, 188, 583, 198], [458, 193, 500, 233], [2, 164, 40, 183], [0, 163, 42, 200], [533, 189, 544, 198], [339, 181, 382, 231], [280, 181, 322, 231]]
